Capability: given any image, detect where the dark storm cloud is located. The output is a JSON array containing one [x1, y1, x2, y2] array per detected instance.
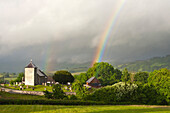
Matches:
[[0, 0, 170, 72]]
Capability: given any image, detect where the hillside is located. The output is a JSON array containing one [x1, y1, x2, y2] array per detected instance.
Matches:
[[115, 55, 170, 72]]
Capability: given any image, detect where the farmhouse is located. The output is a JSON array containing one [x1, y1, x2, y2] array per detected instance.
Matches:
[[85, 76, 101, 88], [24, 60, 47, 86]]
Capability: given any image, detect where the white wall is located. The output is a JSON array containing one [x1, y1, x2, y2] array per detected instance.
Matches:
[[25, 68, 35, 86]]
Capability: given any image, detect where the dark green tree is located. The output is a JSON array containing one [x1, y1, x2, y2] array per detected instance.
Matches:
[[52, 84, 66, 99], [134, 72, 149, 84], [72, 80, 88, 98], [86, 62, 122, 85], [14, 72, 24, 82], [53, 70, 74, 84], [74, 73, 88, 84], [147, 68, 170, 103], [121, 68, 130, 82]]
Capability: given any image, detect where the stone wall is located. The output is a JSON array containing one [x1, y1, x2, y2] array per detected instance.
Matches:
[[0, 88, 44, 96], [0, 88, 76, 96]]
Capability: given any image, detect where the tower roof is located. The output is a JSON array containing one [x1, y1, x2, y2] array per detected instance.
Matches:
[[25, 60, 37, 68]]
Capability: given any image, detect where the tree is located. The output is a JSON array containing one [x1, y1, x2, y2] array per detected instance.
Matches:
[[53, 70, 74, 84], [134, 72, 149, 84], [72, 80, 88, 98], [52, 84, 66, 99], [44, 84, 66, 99], [147, 68, 170, 103], [14, 72, 24, 82], [86, 62, 122, 85], [74, 73, 88, 84], [121, 68, 130, 82]]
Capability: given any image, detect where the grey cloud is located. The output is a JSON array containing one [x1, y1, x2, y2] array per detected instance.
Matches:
[[0, 0, 170, 72]]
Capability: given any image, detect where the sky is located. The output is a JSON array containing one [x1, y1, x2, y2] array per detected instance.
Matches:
[[0, 0, 170, 72]]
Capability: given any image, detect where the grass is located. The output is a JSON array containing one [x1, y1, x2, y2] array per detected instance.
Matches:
[[4, 77, 16, 81], [5, 84, 53, 92], [0, 105, 169, 113]]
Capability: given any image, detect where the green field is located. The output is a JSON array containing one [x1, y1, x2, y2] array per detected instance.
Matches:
[[0, 105, 169, 113]]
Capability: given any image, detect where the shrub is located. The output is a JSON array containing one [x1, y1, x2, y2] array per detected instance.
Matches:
[[43, 90, 53, 99]]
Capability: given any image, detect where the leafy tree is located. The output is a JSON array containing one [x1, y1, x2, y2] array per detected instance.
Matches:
[[134, 72, 149, 84], [86, 62, 122, 85], [74, 73, 88, 84], [14, 72, 24, 82], [72, 80, 88, 98], [121, 68, 130, 82], [53, 70, 74, 84], [43, 84, 66, 99], [136, 84, 168, 105], [52, 84, 66, 99], [147, 68, 170, 103]]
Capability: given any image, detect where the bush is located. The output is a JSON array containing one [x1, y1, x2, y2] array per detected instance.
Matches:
[[0, 99, 136, 105], [85, 82, 138, 103], [43, 90, 53, 99], [68, 95, 77, 100]]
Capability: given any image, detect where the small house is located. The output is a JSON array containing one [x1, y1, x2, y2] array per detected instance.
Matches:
[[86, 76, 101, 88]]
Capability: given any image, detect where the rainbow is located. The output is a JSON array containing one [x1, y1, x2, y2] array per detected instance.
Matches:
[[91, 0, 127, 66]]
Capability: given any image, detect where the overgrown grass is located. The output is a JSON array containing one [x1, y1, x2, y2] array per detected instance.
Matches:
[[0, 105, 169, 113]]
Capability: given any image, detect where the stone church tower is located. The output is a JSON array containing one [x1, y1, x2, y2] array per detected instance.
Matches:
[[25, 60, 47, 86], [25, 59, 37, 86]]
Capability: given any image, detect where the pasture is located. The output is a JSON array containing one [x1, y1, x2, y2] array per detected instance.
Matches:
[[0, 105, 169, 113]]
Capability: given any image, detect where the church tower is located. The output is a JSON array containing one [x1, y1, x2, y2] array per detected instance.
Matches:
[[25, 59, 37, 86]]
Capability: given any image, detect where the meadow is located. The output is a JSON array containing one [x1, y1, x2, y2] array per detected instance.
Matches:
[[0, 105, 169, 113]]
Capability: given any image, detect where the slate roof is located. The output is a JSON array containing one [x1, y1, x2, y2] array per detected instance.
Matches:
[[47, 76, 55, 82], [25, 60, 37, 68], [37, 69, 47, 77], [86, 76, 96, 83]]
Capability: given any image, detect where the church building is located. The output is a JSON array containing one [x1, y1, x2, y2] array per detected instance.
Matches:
[[24, 60, 47, 86]]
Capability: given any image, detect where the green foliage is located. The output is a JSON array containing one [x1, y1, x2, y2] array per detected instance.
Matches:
[[148, 68, 170, 103], [53, 70, 74, 84], [121, 68, 130, 82], [43, 90, 53, 99], [52, 84, 66, 99], [86, 62, 122, 86], [72, 80, 88, 98], [14, 72, 24, 82], [85, 82, 138, 103], [135, 84, 168, 105], [68, 95, 78, 100], [74, 73, 88, 84], [43, 84, 66, 99], [134, 72, 149, 84]]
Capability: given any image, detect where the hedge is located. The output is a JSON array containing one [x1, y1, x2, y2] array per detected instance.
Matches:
[[0, 99, 138, 105]]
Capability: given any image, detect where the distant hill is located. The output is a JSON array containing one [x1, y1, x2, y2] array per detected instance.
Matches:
[[115, 55, 170, 72]]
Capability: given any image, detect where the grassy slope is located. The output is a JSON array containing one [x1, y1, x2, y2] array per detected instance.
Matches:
[[115, 55, 170, 72], [0, 105, 169, 113]]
